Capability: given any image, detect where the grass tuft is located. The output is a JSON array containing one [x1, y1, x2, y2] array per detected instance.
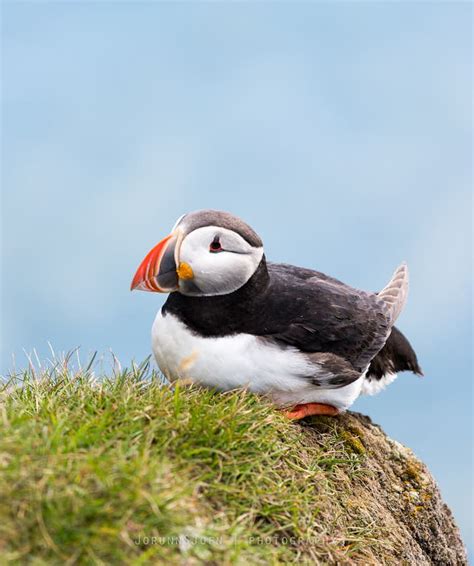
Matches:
[[0, 356, 446, 564]]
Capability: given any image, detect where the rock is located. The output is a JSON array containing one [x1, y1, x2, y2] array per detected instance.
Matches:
[[301, 412, 467, 565]]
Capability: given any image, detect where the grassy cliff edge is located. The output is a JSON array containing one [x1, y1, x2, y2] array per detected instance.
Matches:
[[0, 364, 466, 565]]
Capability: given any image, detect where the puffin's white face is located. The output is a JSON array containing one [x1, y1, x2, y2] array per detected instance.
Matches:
[[131, 210, 264, 297], [178, 225, 263, 296]]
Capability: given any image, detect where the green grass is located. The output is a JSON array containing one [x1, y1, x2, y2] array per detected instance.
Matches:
[[0, 358, 389, 565]]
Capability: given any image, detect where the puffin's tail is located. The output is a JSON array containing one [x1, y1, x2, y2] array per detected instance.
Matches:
[[363, 326, 423, 395], [378, 262, 409, 325]]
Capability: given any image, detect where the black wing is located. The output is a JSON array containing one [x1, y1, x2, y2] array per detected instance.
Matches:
[[263, 263, 392, 374]]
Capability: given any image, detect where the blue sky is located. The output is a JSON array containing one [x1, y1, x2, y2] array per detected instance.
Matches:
[[2, 1, 472, 554]]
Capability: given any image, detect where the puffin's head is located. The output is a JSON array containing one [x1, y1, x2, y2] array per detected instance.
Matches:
[[131, 210, 264, 296]]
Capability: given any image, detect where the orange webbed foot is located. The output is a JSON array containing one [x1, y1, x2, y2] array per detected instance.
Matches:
[[284, 402, 339, 420]]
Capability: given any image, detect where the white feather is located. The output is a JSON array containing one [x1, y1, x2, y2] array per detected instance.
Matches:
[[360, 372, 398, 396]]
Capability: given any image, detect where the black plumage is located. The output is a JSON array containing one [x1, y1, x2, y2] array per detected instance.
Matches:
[[366, 326, 423, 381], [163, 257, 420, 388]]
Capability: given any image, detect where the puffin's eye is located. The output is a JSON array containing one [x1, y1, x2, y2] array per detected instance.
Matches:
[[209, 237, 223, 253]]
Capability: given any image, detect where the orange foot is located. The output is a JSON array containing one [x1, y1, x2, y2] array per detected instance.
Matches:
[[284, 403, 339, 420]]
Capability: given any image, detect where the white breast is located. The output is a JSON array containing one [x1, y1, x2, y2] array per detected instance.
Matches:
[[152, 310, 364, 411]]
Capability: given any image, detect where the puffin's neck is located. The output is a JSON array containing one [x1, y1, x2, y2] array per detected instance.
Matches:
[[162, 256, 270, 336]]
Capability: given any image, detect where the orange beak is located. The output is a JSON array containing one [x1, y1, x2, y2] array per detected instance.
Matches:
[[131, 232, 181, 292]]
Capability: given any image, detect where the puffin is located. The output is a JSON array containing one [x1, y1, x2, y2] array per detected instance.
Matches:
[[131, 210, 422, 419]]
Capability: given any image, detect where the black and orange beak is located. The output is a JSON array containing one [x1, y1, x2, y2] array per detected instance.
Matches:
[[131, 231, 182, 292]]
